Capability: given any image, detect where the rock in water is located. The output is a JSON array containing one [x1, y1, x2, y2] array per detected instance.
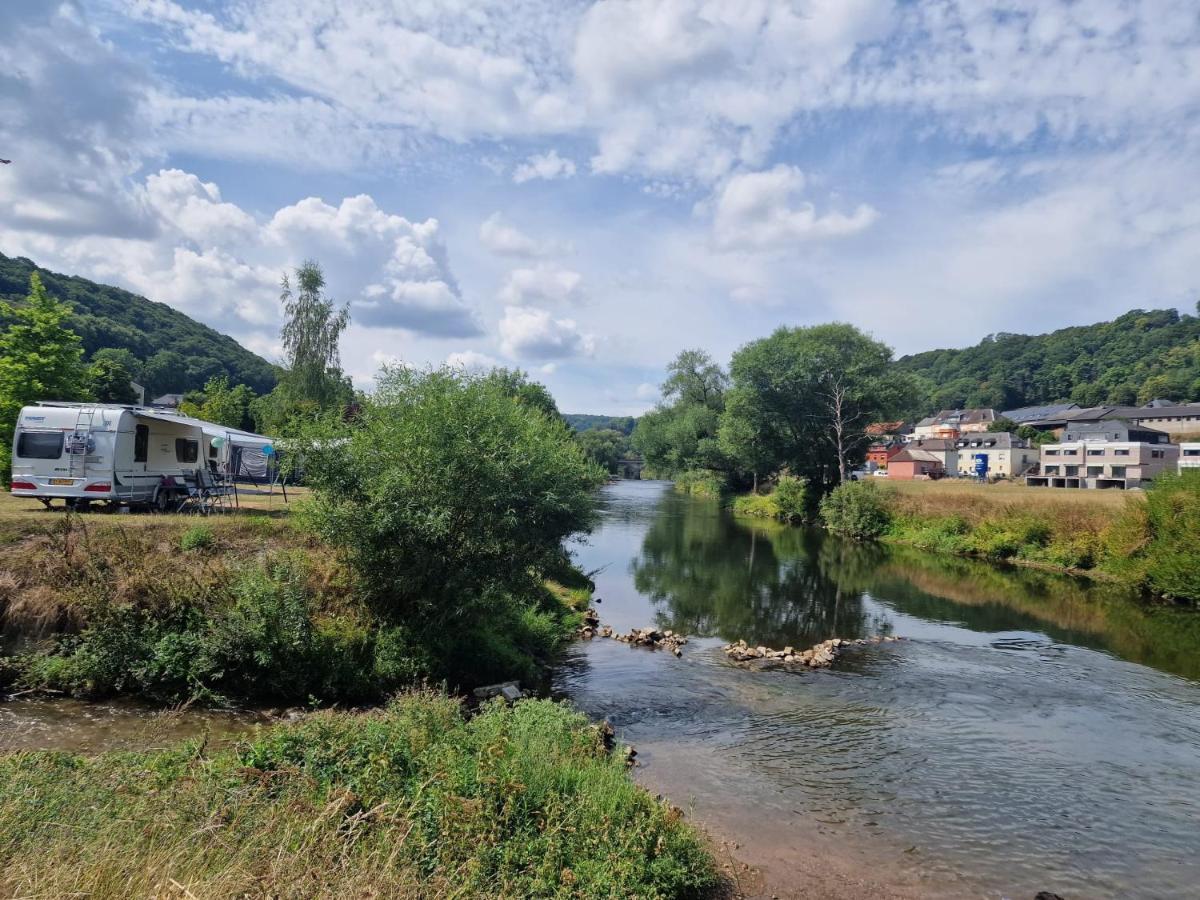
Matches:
[[473, 681, 523, 701]]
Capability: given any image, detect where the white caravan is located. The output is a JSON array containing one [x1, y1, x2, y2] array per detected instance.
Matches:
[[9, 403, 273, 510]]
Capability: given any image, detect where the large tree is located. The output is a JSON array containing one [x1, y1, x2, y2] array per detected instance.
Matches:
[[632, 349, 729, 476], [721, 324, 911, 491], [0, 274, 88, 483]]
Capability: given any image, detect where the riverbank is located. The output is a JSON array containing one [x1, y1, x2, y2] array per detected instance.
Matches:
[[0, 491, 588, 704], [0, 692, 716, 899]]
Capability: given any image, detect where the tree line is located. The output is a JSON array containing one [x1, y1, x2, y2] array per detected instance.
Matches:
[[632, 325, 916, 500]]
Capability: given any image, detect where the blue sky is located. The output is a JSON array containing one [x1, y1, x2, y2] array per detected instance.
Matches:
[[2, 0, 1199, 414]]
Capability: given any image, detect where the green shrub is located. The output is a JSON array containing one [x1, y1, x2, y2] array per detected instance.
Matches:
[[773, 474, 808, 522], [674, 468, 727, 498], [1104, 472, 1200, 601], [731, 491, 780, 519], [820, 480, 893, 540], [179, 524, 215, 552]]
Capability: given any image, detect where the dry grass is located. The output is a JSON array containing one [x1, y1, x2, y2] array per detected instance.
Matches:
[[885, 478, 1134, 527]]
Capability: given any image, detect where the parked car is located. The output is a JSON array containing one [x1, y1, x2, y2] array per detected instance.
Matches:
[[872, 469, 889, 477]]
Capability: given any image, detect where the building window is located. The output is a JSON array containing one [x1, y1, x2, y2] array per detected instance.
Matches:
[[1087, 449, 1103, 456], [1044, 466, 1059, 475], [134, 424, 149, 463], [1111, 466, 1126, 477], [1114, 449, 1130, 456], [1045, 449, 1060, 456], [16, 431, 65, 460], [1152, 450, 1164, 459], [175, 439, 199, 463], [1184, 449, 1200, 457], [1088, 466, 1103, 477]]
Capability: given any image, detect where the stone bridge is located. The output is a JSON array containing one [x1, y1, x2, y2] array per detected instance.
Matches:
[[615, 456, 645, 479]]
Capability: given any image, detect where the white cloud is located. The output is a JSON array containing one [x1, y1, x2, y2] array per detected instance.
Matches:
[[446, 350, 502, 372], [635, 382, 659, 400], [498, 264, 585, 306], [499, 306, 595, 360], [512, 149, 577, 183], [479, 212, 570, 258], [710, 165, 878, 250]]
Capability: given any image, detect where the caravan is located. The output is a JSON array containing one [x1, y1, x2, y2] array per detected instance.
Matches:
[[9, 403, 274, 510]]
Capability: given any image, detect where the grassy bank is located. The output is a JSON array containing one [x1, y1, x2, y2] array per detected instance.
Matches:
[[819, 476, 1200, 603], [0, 692, 716, 899], [0, 493, 588, 704]]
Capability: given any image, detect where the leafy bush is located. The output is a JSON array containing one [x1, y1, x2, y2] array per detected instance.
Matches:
[[1104, 473, 1200, 601], [0, 694, 717, 899], [179, 524, 214, 551], [674, 469, 727, 498], [819, 480, 893, 540], [731, 491, 779, 519], [773, 474, 808, 522], [299, 368, 604, 627]]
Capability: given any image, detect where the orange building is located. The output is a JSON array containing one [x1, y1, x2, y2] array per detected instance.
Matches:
[[887, 448, 945, 480]]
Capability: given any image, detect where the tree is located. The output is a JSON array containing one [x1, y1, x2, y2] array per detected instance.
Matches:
[[85, 356, 138, 404], [298, 366, 604, 625], [179, 375, 257, 431], [0, 273, 88, 483], [988, 416, 1020, 434], [662, 349, 728, 409], [576, 428, 630, 473], [721, 324, 909, 493], [279, 261, 351, 409], [631, 350, 729, 477], [141, 349, 187, 397], [483, 368, 562, 422]]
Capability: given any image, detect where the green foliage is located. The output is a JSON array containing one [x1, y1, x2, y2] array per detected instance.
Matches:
[[731, 491, 781, 519], [299, 367, 604, 626], [0, 273, 89, 483], [632, 349, 729, 477], [482, 367, 563, 421], [731, 476, 808, 523], [178, 374, 257, 430], [0, 253, 277, 395], [85, 356, 138, 403], [673, 468, 727, 499], [819, 480, 893, 540], [179, 524, 214, 552], [279, 261, 351, 409], [1105, 472, 1200, 600], [896, 307, 1200, 414], [723, 323, 912, 492], [575, 427, 631, 473], [564, 413, 636, 434], [0, 695, 716, 898]]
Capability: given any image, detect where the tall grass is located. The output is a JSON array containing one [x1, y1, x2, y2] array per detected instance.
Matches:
[[0, 693, 717, 899]]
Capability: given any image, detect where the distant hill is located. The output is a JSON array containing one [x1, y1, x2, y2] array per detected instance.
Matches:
[[0, 253, 278, 396], [564, 414, 637, 435], [896, 307, 1200, 415]]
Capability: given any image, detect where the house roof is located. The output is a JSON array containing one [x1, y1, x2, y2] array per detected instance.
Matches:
[[866, 420, 907, 435], [909, 437, 957, 451], [1001, 403, 1078, 423], [956, 432, 1027, 449], [893, 448, 942, 464]]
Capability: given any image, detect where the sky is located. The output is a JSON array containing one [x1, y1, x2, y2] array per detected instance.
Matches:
[[1, 1, 1199, 415]]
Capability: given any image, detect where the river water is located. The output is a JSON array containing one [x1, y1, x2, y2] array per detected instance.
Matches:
[[555, 480, 1200, 899]]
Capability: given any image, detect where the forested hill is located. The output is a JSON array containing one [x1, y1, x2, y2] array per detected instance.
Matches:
[[564, 414, 637, 434], [896, 307, 1200, 414], [0, 253, 277, 396]]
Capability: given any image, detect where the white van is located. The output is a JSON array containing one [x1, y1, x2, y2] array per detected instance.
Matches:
[[10, 403, 270, 510]]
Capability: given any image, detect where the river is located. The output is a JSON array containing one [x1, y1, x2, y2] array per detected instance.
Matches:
[[555, 480, 1200, 899]]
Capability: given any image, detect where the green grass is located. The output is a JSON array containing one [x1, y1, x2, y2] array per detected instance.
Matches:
[[0, 693, 717, 899]]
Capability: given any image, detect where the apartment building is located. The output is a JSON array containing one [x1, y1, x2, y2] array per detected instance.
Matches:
[[1026, 422, 1177, 489], [913, 409, 995, 439], [954, 432, 1037, 478]]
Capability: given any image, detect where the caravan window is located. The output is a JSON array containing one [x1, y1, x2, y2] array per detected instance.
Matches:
[[175, 438, 199, 463], [134, 424, 149, 462], [16, 431, 64, 459]]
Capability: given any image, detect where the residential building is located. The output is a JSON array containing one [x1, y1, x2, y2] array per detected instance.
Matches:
[[866, 442, 904, 469], [1016, 403, 1200, 440], [865, 421, 911, 442], [1181, 443, 1200, 473], [1000, 403, 1078, 425], [912, 409, 995, 439], [1026, 422, 1177, 489], [905, 437, 958, 473], [887, 448, 945, 480], [954, 432, 1037, 478]]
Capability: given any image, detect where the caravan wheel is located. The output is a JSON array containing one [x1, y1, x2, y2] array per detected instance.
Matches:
[[153, 489, 173, 513]]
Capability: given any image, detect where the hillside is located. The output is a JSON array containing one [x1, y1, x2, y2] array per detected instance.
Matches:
[[0, 253, 277, 396], [897, 307, 1200, 415]]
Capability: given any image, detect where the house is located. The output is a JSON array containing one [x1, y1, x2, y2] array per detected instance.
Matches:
[[1026, 421, 1177, 489], [150, 393, 185, 409], [1000, 403, 1078, 425], [1015, 403, 1200, 440], [1180, 443, 1200, 473], [887, 448, 944, 480], [866, 442, 904, 469], [866, 421, 910, 441], [954, 432, 1037, 478], [912, 409, 995, 439], [904, 437, 958, 473]]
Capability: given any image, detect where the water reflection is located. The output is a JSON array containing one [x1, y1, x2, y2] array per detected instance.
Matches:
[[623, 486, 1200, 680]]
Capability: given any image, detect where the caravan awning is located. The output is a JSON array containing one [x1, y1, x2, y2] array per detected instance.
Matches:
[[132, 409, 274, 449]]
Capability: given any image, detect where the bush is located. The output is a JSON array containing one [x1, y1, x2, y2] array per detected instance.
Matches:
[[731, 491, 779, 519], [0, 694, 718, 899], [820, 480, 893, 540], [674, 469, 727, 498], [773, 474, 808, 522], [299, 368, 604, 628], [179, 524, 214, 551], [1105, 472, 1200, 601]]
